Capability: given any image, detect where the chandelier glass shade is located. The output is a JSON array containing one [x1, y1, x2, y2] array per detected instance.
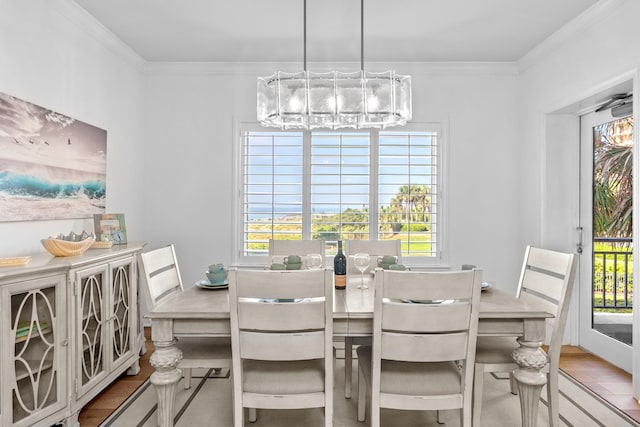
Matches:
[[257, 70, 411, 129], [257, 0, 412, 130]]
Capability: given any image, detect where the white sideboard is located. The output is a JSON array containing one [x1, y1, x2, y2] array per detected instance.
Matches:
[[0, 242, 145, 427]]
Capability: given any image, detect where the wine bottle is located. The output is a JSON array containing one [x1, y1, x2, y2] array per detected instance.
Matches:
[[334, 240, 347, 289]]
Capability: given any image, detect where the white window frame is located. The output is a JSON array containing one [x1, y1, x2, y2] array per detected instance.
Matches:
[[232, 121, 448, 269]]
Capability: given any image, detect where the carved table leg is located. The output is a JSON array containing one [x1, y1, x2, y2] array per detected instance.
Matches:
[[150, 337, 183, 427], [511, 338, 549, 427]]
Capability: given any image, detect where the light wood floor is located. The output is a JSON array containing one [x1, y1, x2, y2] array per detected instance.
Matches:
[[78, 329, 640, 426], [78, 328, 154, 426], [558, 345, 640, 424]]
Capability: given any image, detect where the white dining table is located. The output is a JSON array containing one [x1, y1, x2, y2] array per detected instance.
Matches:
[[147, 275, 553, 427]]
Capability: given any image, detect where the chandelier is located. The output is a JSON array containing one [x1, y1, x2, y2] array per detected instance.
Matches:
[[257, 0, 412, 130]]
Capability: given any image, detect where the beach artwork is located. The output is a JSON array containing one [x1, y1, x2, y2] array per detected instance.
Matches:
[[0, 92, 107, 222]]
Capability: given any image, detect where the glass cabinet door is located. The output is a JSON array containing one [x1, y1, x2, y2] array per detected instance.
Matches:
[[3, 274, 67, 427], [109, 257, 137, 370], [74, 264, 109, 398]]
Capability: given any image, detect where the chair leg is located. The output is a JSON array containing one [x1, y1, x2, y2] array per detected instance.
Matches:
[[547, 371, 559, 427], [371, 392, 380, 427], [357, 364, 366, 422], [509, 371, 518, 395], [232, 375, 242, 427], [249, 407, 257, 422], [472, 364, 484, 427], [345, 337, 353, 398], [183, 368, 192, 390]]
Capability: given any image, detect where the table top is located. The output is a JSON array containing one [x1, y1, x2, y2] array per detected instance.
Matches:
[[147, 274, 553, 322]]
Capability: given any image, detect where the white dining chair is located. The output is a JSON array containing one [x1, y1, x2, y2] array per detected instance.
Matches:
[[356, 269, 482, 426], [472, 246, 578, 427], [343, 239, 402, 399], [138, 244, 231, 389], [268, 238, 326, 268], [228, 268, 334, 427]]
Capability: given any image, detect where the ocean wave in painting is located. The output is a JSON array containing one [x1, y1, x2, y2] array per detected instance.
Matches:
[[0, 170, 105, 199], [0, 159, 106, 221]]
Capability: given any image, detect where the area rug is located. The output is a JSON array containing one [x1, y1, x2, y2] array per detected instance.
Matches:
[[102, 361, 639, 427]]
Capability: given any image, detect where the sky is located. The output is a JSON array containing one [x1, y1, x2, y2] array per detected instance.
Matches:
[[0, 92, 107, 174]]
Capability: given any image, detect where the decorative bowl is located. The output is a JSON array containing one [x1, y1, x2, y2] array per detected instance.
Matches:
[[41, 237, 95, 257]]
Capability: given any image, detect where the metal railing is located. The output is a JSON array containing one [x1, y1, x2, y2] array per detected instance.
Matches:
[[593, 237, 633, 311]]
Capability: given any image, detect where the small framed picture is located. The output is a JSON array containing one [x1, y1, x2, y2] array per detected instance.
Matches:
[[93, 213, 127, 245]]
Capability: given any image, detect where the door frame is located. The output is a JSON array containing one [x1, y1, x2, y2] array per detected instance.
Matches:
[[578, 108, 633, 370], [542, 69, 639, 399]]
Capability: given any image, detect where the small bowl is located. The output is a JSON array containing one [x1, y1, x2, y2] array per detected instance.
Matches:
[[41, 237, 95, 257], [206, 270, 228, 284], [285, 255, 301, 264]]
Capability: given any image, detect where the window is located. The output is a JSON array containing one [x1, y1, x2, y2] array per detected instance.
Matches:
[[237, 123, 443, 265]]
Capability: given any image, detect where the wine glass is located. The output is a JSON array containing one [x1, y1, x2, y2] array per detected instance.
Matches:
[[353, 253, 371, 289], [306, 253, 322, 269]]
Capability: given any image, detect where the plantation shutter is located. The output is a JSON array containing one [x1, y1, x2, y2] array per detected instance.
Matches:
[[378, 131, 438, 257], [242, 131, 304, 255], [310, 132, 370, 247]]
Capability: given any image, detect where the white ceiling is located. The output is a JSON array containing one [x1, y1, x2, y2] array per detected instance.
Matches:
[[72, 0, 599, 63]]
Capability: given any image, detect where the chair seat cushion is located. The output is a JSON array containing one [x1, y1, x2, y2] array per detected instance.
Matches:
[[357, 346, 462, 395], [243, 359, 325, 394], [474, 336, 520, 364]]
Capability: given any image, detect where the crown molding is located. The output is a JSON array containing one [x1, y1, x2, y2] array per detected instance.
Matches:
[[144, 60, 518, 77], [53, 0, 146, 73], [517, 0, 623, 72]]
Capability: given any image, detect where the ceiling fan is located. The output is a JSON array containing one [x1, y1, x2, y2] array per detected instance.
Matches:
[[595, 92, 633, 117]]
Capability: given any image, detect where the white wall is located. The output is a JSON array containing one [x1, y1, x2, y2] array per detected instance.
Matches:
[[142, 63, 522, 288], [0, 0, 146, 257], [518, 0, 640, 251]]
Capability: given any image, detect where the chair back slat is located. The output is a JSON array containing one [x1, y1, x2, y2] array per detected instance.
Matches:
[[382, 270, 476, 301], [374, 269, 481, 362], [382, 301, 472, 333], [377, 271, 478, 363], [526, 246, 574, 276], [345, 240, 401, 274], [268, 239, 326, 268], [141, 246, 177, 273], [240, 330, 325, 360], [238, 300, 325, 331], [228, 267, 334, 422], [235, 270, 326, 299], [381, 331, 469, 362], [138, 245, 183, 310], [521, 269, 564, 302], [148, 269, 182, 301]]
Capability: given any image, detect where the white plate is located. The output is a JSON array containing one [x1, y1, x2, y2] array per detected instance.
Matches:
[[196, 279, 229, 290], [402, 299, 454, 305]]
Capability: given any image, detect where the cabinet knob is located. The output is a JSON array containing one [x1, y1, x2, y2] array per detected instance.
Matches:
[[62, 339, 69, 346]]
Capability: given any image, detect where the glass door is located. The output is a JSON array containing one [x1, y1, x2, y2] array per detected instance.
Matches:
[[579, 108, 633, 371]]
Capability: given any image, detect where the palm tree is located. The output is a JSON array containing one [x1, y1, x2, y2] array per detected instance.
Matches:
[[593, 117, 633, 239], [387, 185, 432, 225]]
